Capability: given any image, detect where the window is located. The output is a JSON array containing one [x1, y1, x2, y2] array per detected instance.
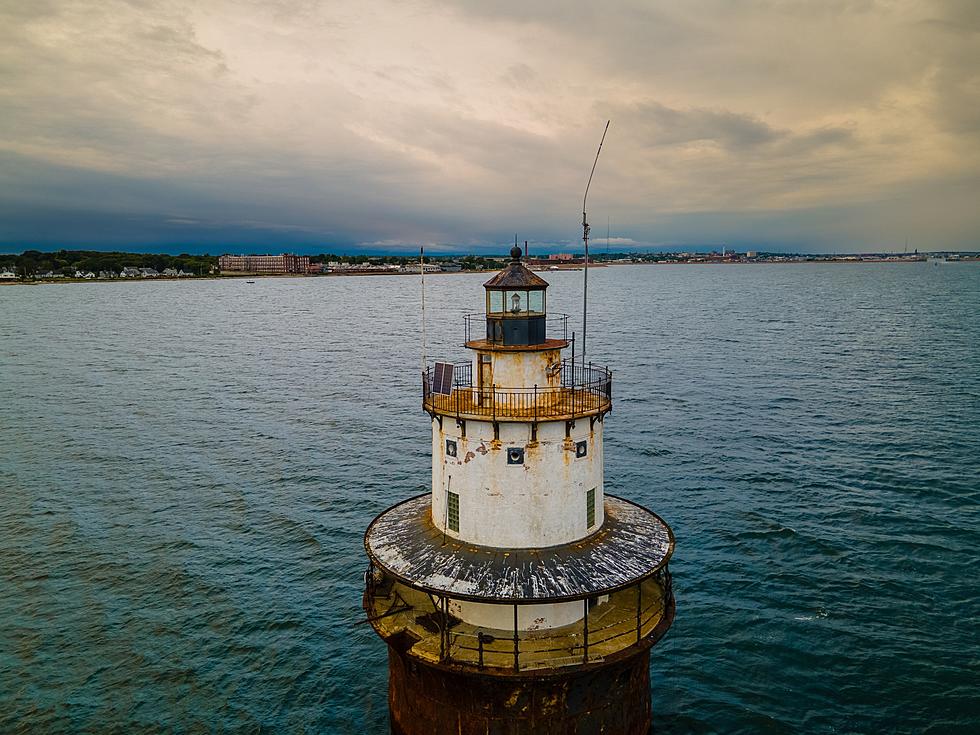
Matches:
[[528, 290, 544, 313], [575, 440, 588, 458], [447, 491, 459, 532], [446, 439, 457, 458], [507, 447, 525, 465], [587, 487, 596, 528], [488, 290, 504, 313]]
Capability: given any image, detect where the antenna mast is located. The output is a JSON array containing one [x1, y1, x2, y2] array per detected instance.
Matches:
[[582, 119, 610, 363], [420, 246, 427, 378]]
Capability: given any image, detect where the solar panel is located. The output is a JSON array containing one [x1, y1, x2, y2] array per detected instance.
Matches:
[[432, 361, 455, 396]]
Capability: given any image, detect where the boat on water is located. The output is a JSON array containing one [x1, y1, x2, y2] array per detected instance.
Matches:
[[245, 279, 255, 283]]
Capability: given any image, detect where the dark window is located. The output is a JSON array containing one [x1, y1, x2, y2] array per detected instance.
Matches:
[[447, 492, 459, 532], [587, 487, 596, 528], [446, 439, 457, 458], [507, 447, 525, 465], [575, 440, 588, 458]]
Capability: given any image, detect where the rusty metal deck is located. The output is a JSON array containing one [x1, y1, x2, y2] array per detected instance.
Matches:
[[366, 576, 670, 672], [364, 494, 673, 602]]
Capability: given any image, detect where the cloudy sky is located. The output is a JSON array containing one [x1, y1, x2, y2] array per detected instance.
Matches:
[[1, 0, 978, 253]]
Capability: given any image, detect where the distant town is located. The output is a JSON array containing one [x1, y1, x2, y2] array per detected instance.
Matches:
[[1, 247, 977, 283]]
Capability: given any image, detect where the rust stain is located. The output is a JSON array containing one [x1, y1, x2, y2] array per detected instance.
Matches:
[[385, 645, 655, 735]]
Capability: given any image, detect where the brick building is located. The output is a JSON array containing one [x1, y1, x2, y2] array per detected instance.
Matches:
[[218, 254, 311, 274]]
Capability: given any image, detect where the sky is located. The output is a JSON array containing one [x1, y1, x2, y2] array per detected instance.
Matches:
[[1, 0, 978, 254]]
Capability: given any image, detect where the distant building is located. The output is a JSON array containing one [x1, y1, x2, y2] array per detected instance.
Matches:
[[218, 253, 311, 274], [527, 253, 590, 266], [120, 267, 140, 278], [0, 269, 16, 280], [746, 251, 758, 258], [401, 263, 442, 274], [139, 268, 160, 278]]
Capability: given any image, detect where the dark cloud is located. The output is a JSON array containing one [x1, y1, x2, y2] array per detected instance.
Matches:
[[624, 102, 783, 150], [0, 0, 977, 252]]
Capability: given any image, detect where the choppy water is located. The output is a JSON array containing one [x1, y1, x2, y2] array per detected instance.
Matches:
[[1, 263, 978, 734]]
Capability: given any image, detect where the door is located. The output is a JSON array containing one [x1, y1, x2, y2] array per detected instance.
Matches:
[[477, 354, 492, 407]]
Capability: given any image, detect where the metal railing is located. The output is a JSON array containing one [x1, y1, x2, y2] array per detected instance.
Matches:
[[364, 566, 673, 674], [422, 359, 612, 420], [463, 312, 570, 344]]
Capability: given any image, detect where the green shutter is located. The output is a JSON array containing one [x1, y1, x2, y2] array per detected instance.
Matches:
[[587, 488, 596, 528], [448, 491, 460, 532]]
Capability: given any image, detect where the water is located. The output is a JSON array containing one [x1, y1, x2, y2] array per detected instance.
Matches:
[[1, 263, 978, 734]]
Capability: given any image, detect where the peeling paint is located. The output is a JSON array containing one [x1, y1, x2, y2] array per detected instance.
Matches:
[[366, 494, 673, 602]]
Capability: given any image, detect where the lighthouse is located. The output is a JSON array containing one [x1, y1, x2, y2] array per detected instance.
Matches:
[[363, 246, 675, 733]]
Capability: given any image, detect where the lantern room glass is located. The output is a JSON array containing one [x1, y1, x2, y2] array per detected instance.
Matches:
[[489, 290, 504, 313], [486, 289, 546, 316]]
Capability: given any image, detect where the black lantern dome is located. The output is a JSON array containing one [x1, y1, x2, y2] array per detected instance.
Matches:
[[483, 248, 549, 345]]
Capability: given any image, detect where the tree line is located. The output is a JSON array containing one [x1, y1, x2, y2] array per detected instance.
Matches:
[[1, 249, 509, 278], [2, 250, 218, 277]]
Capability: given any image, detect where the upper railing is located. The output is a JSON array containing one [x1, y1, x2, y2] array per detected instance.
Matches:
[[463, 312, 570, 344], [422, 359, 612, 421]]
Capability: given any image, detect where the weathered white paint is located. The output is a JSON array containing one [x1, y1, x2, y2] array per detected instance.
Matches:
[[449, 598, 585, 631], [432, 418, 604, 547], [424, 325, 611, 630], [472, 348, 563, 392]]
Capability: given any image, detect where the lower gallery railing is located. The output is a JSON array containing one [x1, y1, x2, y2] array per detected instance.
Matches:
[[364, 567, 672, 673]]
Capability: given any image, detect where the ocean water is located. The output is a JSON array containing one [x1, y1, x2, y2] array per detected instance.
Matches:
[[1, 263, 978, 734]]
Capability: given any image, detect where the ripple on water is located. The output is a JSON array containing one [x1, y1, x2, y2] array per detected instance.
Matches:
[[0, 264, 978, 733]]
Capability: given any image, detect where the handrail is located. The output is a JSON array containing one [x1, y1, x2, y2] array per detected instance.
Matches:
[[365, 567, 672, 673], [422, 359, 612, 420], [463, 312, 570, 344]]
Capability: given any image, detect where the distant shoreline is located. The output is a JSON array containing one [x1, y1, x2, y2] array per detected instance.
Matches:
[[2, 257, 977, 287]]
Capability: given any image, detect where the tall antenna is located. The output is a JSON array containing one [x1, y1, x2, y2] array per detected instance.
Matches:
[[420, 246, 427, 378], [582, 119, 610, 363]]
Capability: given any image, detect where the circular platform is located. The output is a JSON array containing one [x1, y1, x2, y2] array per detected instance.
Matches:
[[364, 494, 674, 603]]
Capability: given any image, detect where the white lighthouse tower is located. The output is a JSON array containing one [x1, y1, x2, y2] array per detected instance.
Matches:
[[364, 246, 675, 733]]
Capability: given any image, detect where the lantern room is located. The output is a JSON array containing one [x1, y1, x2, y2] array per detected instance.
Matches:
[[483, 245, 550, 346]]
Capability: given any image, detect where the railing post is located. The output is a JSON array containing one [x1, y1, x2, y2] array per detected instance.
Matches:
[[439, 596, 446, 662], [583, 599, 589, 663], [513, 604, 519, 672], [636, 581, 643, 643], [588, 361, 593, 412]]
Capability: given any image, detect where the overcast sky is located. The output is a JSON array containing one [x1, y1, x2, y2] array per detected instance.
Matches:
[[1, 0, 978, 253]]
